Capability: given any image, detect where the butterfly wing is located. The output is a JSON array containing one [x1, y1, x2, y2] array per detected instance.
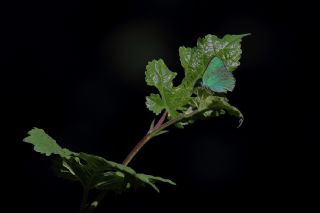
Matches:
[[202, 57, 235, 93]]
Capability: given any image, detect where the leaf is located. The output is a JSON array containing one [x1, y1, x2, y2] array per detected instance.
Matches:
[[23, 128, 175, 193], [192, 87, 242, 118], [23, 128, 74, 158], [178, 46, 206, 91], [145, 34, 249, 122], [176, 87, 243, 127], [135, 173, 176, 192], [196, 34, 250, 72], [57, 152, 175, 193], [145, 59, 190, 118], [179, 34, 249, 92], [146, 93, 164, 115]]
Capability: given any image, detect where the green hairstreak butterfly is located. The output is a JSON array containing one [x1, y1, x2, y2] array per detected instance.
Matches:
[[202, 56, 235, 93]]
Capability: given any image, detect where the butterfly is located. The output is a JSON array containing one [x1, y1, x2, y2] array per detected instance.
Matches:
[[202, 56, 235, 93]]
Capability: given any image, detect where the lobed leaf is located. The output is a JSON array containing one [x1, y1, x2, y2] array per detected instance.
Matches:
[[23, 128, 175, 193], [146, 34, 249, 125], [23, 128, 73, 158], [145, 59, 190, 118]]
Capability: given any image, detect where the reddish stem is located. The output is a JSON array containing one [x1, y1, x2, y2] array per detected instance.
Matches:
[[122, 109, 199, 166], [122, 111, 167, 166], [153, 111, 167, 130]]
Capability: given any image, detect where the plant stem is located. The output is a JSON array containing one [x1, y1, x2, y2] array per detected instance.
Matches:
[[79, 187, 89, 213], [82, 110, 199, 213], [122, 111, 167, 166], [122, 110, 199, 166], [153, 111, 167, 130]]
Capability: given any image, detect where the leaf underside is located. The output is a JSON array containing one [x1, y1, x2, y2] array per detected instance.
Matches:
[[23, 128, 175, 193]]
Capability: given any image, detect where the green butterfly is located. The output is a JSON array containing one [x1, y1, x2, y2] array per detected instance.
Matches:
[[202, 56, 235, 93]]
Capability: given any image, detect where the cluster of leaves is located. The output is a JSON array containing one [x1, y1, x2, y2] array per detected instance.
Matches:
[[145, 34, 249, 126], [23, 128, 175, 194]]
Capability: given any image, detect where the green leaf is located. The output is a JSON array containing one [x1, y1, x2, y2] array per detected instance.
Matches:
[[57, 152, 175, 193], [145, 34, 249, 123], [145, 59, 190, 118], [135, 173, 176, 192], [179, 34, 249, 92], [196, 34, 250, 72], [23, 128, 74, 158], [23, 128, 175, 193], [146, 93, 164, 115], [192, 87, 243, 118], [176, 87, 243, 127], [178, 46, 206, 91]]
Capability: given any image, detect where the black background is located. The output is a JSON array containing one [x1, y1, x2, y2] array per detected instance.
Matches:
[[1, 0, 316, 212]]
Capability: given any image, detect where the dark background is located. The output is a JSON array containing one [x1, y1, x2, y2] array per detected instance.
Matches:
[[1, 0, 316, 212]]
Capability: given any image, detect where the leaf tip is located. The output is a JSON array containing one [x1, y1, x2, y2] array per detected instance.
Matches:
[[241, 33, 251, 37], [237, 116, 244, 128]]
